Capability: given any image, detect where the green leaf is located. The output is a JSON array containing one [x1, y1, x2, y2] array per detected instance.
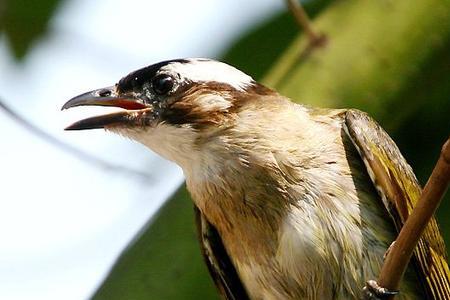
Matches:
[[264, 0, 450, 129], [0, 0, 62, 59]]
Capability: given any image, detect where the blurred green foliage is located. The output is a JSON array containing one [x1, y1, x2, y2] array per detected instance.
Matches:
[[0, 0, 62, 59]]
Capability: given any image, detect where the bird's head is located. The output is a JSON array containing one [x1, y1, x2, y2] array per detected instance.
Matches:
[[62, 58, 275, 167]]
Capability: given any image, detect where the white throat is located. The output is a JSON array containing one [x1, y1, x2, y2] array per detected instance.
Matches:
[[113, 124, 200, 170]]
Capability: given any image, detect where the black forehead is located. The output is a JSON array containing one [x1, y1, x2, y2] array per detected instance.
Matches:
[[117, 59, 190, 92]]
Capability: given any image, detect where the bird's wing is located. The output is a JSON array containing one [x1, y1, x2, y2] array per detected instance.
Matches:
[[193, 206, 249, 300], [344, 109, 450, 299]]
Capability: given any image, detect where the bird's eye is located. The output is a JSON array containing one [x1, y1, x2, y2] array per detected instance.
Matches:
[[152, 74, 175, 95]]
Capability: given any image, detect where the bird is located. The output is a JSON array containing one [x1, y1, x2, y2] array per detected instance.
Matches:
[[62, 58, 449, 299]]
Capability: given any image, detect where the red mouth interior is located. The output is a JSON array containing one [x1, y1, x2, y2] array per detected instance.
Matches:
[[113, 99, 148, 110]]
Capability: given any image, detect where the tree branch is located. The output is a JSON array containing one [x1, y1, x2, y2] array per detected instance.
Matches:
[[285, 0, 326, 47], [365, 137, 450, 298]]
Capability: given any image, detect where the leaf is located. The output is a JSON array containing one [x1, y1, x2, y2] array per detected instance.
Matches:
[[0, 0, 62, 59], [264, 0, 450, 129]]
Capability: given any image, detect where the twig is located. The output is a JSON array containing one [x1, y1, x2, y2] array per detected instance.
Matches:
[[271, 0, 328, 90], [368, 137, 450, 298], [285, 0, 327, 47], [0, 97, 153, 181]]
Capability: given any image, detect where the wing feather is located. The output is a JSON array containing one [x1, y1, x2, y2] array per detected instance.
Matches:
[[344, 109, 450, 299], [193, 206, 249, 300]]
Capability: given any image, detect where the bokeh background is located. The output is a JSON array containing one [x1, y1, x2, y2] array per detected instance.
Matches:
[[0, 0, 449, 299]]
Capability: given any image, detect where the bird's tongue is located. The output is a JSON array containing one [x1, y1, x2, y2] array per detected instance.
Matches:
[[104, 99, 148, 110]]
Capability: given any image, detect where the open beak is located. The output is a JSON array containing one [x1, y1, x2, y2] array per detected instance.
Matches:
[[62, 86, 151, 130]]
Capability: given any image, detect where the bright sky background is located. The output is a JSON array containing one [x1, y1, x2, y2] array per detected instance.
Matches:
[[0, 0, 284, 299]]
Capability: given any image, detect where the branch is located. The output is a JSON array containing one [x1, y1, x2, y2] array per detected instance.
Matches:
[[0, 97, 153, 180], [270, 0, 328, 90], [365, 137, 450, 298], [285, 0, 326, 47]]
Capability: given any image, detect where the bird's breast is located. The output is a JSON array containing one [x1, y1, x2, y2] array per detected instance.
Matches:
[[184, 107, 421, 299]]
